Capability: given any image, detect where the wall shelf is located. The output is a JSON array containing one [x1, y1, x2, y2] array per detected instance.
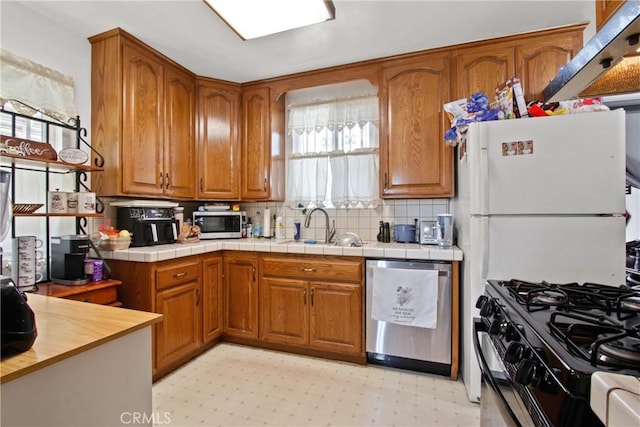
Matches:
[[1, 101, 107, 284]]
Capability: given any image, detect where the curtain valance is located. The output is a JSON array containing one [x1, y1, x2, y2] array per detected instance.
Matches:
[[0, 49, 78, 124], [288, 94, 379, 134]]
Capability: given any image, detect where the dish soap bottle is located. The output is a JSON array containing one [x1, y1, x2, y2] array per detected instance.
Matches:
[[275, 214, 286, 241]]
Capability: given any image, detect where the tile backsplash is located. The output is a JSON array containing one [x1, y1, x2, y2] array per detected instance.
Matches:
[[238, 199, 449, 242], [96, 198, 449, 243]]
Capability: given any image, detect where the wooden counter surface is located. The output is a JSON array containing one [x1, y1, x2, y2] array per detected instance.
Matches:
[[0, 294, 162, 384]]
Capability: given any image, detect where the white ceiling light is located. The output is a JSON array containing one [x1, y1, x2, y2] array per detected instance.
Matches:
[[203, 0, 335, 40]]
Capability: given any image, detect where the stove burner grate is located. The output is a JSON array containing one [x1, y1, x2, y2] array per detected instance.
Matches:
[[504, 279, 640, 319], [548, 311, 640, 369]]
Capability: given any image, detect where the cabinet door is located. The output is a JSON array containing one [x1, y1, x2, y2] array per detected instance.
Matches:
[[596, 0, 626, 30], [122, 41, 165, 196], [202, 254, 223, 344], [381, 53, 454, 198], [453, 44, 515, 100], [164, 65, 196, 198], [516, 33, 582, 102], [197, 81, 240, 199], [260, 277, 309, 346], [309, 281, 362, 355], [155, 281, 202, 370], [241, 86, 271, 200], [224, 253, 259, 338]]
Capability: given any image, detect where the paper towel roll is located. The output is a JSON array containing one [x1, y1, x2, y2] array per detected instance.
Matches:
[[263, 208, 271, 238]]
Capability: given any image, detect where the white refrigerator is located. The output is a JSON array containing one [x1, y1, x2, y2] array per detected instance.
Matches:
[[451, 109, 627, 403]]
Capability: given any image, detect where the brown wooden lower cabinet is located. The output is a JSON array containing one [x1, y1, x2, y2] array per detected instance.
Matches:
[[111, 252, 461, 381], [259, 254, 364, 358]]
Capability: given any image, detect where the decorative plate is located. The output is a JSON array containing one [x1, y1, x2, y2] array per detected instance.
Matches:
[[59, 148, 89, 165]]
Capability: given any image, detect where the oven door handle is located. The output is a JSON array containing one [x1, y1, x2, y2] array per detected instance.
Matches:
[[473, 318, 523, 427]]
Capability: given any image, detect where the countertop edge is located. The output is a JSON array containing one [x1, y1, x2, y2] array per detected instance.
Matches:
[[96, 240, 464, 263], [0, 295, 162, 385]]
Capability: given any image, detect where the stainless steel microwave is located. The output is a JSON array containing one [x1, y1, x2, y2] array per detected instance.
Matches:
[[193, 211, 245, 239]]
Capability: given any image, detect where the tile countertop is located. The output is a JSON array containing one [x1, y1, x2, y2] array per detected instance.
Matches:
[[591, 372, 640, 427], [94, 239, 464, 263]]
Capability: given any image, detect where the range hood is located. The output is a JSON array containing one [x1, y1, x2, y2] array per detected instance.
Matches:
[[543, 1, 640, 102]]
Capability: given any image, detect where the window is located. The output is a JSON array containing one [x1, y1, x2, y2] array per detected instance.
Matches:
[[286, 93, 380, 209]]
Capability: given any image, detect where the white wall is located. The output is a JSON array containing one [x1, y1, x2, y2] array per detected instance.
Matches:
[[1, 2, 92, 128]]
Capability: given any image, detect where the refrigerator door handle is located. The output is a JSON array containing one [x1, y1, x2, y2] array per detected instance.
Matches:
[[480, 216, 489, 279], [479, 145, 490, 215]]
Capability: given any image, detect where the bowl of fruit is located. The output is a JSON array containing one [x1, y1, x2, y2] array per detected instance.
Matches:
[[94, 225, 132, 251]]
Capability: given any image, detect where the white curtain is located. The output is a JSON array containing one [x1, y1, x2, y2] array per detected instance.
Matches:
[[286, 94, 380, 208], [0, 49, 78, 124], [288, 95, 380, 135]]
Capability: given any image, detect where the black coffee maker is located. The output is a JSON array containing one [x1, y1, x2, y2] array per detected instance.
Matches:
[[51, 234, 90, 285], [1, 276, 37, 356]]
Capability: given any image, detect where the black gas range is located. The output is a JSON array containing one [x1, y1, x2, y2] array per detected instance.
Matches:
[[474, 279, 640, 427]]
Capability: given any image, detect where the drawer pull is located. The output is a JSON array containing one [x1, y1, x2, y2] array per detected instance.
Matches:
[[303, 289, 307, 305], [83, 298, 91, 303], [301, 267, 317, 272], [311, 289, 315, 306], [173, 272, 188, 279]]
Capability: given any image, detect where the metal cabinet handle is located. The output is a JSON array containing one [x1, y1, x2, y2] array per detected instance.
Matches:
[[196, 289, 200, 306], [311, 289, 315, 306], [384, 172, 388, 189], [303, 289, 307, 305], [173, 272, 187, 279], [263, 178, 267, 192], [160, 173, 164, 189], [252, 267, 256, 282], [301, 267, 317, 272], [200, 178, 204, 192], [166, 173, 170, 189]]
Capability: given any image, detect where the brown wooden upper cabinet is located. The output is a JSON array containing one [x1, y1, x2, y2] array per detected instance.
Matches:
[[380, 52, 454, 198], [196, 78, 241, 200], [89, 28, 196, 199], [241, 85, 285, 201], [596, 0, 626, 30], [453, 26, 583, 104]]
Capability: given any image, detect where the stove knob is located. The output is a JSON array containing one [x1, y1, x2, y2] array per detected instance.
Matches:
[[475, 295, 489, 309], [504, 342, 526, 363], [480, 299, 496, 317], [504, 323, 520, 342], [515, 359, 539, 387], [489, 318, 502, 335]]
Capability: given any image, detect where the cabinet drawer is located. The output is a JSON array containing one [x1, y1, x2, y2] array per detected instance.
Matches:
[[156, 260, 200, 290], [262, 255, 362, 282], [64, 287, 118, 305]]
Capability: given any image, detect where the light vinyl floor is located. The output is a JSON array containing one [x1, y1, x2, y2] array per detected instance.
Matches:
[[153, 343, 480, 427]]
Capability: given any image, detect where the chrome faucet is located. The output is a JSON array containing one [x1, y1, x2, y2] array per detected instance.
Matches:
[[304, 207, 335, 244]]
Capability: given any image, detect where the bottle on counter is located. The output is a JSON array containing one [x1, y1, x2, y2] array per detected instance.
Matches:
[[253, 211, 262, 238], [377, 221, 384, 242], [275, 214, 285, 241], [383, 222, 391, 243]]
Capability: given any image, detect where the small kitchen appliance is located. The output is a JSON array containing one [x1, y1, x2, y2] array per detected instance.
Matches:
[[50, 234, 90, 285], [117, 207, 178, 247], [393, 224, 416, 243], [1, 275, 37, 356], [193, 210, 245, 239], [419, 220, 438, 245], [475, 279, 640, 426]]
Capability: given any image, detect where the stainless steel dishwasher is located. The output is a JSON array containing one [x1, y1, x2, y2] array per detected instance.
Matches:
[[366, 259, 452, 376]]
